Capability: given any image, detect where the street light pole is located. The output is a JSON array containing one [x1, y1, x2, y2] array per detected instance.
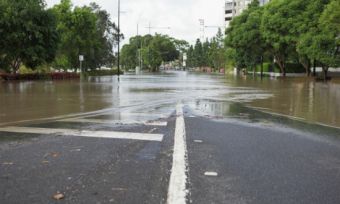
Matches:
[[117, 0, 120, 80]]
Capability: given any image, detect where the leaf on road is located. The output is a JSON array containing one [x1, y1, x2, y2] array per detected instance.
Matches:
[[53, 192, 65, 200]]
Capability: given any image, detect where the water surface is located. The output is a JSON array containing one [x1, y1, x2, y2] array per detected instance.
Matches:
[[1, 71, 339, 129]]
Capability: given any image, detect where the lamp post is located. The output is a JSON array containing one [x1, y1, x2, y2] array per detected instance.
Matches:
[[117, 0, 121, 80]]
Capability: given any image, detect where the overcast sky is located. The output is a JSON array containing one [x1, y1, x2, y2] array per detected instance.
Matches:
[[45, 0, 225, 45]]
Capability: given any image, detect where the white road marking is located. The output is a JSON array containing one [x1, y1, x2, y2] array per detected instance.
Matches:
[[167, 104, 188, 204], [194, 140, 203, 143], [58, 118, 168, 127], [0, 126, 163, 142], [204, 172, 218, 177]]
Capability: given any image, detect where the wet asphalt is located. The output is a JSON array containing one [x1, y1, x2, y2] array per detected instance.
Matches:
[[185, 112, 340, 204], [1, 107, 340, 204], [0, 119, 175, 204]]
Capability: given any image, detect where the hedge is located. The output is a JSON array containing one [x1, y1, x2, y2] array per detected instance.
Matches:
[[0, 72, 80, 81], [254, 62, 306, 73], [85, 69, 123, 76]]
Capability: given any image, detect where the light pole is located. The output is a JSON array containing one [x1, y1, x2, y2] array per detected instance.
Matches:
[[117, 0, 121, 80], [199, 19, 205, 42]]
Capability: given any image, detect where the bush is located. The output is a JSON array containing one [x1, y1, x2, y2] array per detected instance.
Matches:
[[255, 63, 280, 73], [0, 73, 80, 81], [285, 63, 306, 73], [85, 69, 123, 76], [254, 62, 305, 73]]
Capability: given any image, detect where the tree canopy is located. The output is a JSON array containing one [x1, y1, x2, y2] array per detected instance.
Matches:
[[223, 0, 338, 78], [226, 1, 264, 73], [120, 34, 182, 72], [51, 0, 120, 72], [186, 29, 226, 69], [0, 0, 120, 73], [0, 0, 59, 73]]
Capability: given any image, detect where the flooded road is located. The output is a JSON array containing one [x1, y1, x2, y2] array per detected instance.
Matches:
[[2, 71, 340, 204], [1, 71, 340, 129]]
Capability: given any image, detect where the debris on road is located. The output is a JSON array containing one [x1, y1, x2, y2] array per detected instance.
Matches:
[[52, 152, 60, 158], [53, 192, 65, 200]]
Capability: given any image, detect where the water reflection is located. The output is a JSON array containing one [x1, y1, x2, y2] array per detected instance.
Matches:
[[1, 72, 340, 129]]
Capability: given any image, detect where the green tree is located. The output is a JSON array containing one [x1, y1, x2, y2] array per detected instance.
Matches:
[[186, 45, 196, 68], [120, 35, 143, 70], [121, 34, 182, 72], [226, 0, 264, 74], [52, 1, 120, 72], [0, 0, 59, 73], [261, 0, 296, 77], [193, 39, 204, 67], [208, 28, 226, 70], [298, 0, 340, 80], [89, 3, 120, 69]]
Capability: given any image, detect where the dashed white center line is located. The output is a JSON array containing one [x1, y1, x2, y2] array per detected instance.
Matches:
[[0, 126, 163, 142], [204, 172, 218, 177], [167, 103, 189, 204]]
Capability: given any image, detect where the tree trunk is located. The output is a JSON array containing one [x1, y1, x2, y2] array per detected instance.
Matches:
[[11, 58, 21, 74], [282, 64, 286, 77], [301, 60, 311, 77], [322, 66, 329, 82], [275, 55, 286, 77]]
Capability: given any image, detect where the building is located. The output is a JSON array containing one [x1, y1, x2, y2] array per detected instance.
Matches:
[[225, 0, 270, 28], [259, 0, 270, 6]]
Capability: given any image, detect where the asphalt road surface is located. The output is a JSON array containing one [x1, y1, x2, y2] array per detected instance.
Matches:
[[1, 104, 340, 204]]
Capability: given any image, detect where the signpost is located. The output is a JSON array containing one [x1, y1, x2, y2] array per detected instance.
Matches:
[[79, 55, 84, 73], [183, 53, 187, 70]]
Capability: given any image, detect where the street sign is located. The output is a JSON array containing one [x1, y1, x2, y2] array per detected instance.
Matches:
[[183, 53, 187, 61], [79, 55, 84, 62]]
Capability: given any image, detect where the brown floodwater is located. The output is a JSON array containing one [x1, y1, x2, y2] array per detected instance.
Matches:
[[0, 71, 339, 129]]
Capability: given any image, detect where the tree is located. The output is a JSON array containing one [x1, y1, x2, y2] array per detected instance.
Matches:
[[226, 0, 265, 75], [193, 39, 204, 67], [285, 0, 331, 76], [208, 28, 226, 70], [142, 34, 179, 71], [120, 35, 143, 70], [186, 46, 196, 68], [121, 34, 183, 72], [52, 1, 120, 71], [261, 0, 295, 77], [298, 0, 340, 80], [89, 3, 120, 69], [0, 0, 59, 73]]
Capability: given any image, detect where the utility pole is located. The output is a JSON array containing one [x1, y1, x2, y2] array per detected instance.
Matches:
[[199, 19, 205, 42], [117, 0, 121, 80]]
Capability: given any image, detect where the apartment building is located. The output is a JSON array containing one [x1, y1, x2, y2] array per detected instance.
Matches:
[[225, 0, 270, 27]]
